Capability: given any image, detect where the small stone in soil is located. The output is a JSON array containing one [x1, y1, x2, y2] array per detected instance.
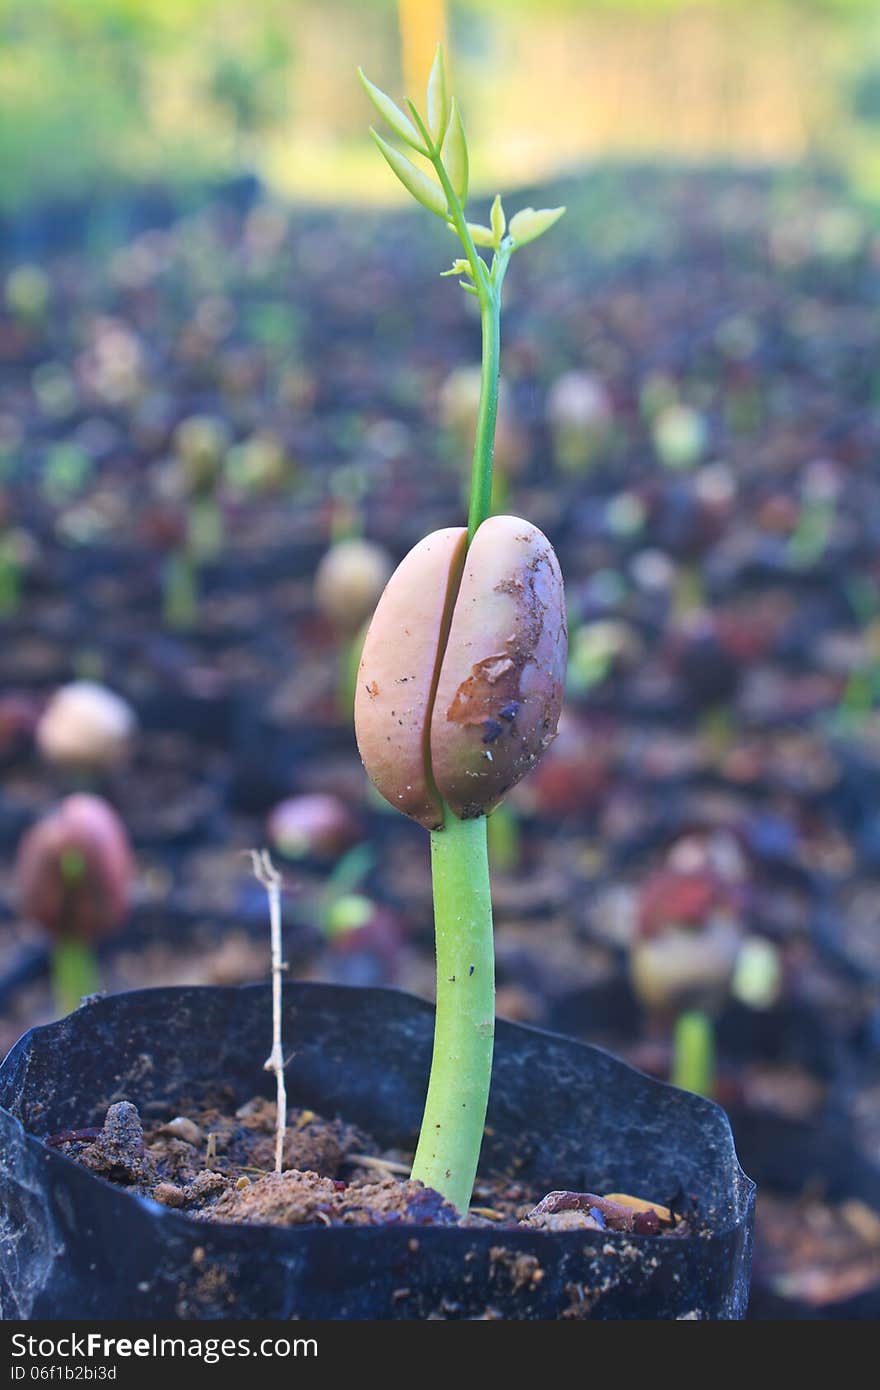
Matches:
[[160, 1116, 203, 1145], [75, 1102, 151, 1186], [153, 1182, 185, 1208]]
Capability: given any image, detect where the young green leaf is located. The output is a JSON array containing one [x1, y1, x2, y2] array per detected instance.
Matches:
[[490, 194, 506, 245], [441, 99, 468, 205], [508, 206, 566, 247], [426, 44, 449, 145], [466, 222, 496, 248], [358, 68, 426, 152], [370, 130, 448, 217]]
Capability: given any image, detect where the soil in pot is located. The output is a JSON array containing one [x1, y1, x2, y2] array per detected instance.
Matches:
[[48, 1092, 689, 1239], [0, 982, 755, 1319]]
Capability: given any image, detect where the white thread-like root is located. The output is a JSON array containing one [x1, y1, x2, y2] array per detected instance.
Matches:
[[250, 848, 287, 1174]]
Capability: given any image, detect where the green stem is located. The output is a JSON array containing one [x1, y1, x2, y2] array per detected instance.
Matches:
[[189, 496, 223, 561], [407, 101, 487, 295], [486, 802, 520, 873], [671, 1009, 715, 1098], [163, 550, 198, 630], [0, 539, 19, 618], [410, 257, 502, 1210], [404, 101, 511, 1212], [410, 806, 495, 1211], [466, 293, 501, 542], [52, 939, 99, 1017]]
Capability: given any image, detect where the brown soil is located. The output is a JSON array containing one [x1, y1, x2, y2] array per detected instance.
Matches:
[[50, 1096, 689, 1235]]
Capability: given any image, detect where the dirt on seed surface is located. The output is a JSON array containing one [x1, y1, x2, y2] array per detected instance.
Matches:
[[50, 1096, 689, 1235]]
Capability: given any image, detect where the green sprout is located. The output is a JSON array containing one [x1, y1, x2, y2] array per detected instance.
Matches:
[[163, 550, 199, 632], [359, 46, 563, 549], [357, 47, 566, 1213], [163, 415, 230, 630], [486, 801, 521, 874], [52, 848, 100, 1016], [671, 1009, 715, 1098], [0, 529, 21, 619]]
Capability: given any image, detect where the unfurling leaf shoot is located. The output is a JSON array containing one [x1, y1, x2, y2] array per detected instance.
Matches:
[[369, 129, 447, 217], [358, 68, 426, 152], [359, 44, 566, 306], [426, 44, 450, 144], [442, 99, 468, 204], [508, 206, 567, 247]]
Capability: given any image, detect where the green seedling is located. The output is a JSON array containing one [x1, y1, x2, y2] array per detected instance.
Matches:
[[0, 511, 21, 618], [670, 1010, 715, 1097], [672, 933, 782, 1094], [486, 801, 521, 874], [175, 415, 229, 561], [354, 47, 567, 1213], [629, 849, 744, 1099], [163, 550, 199, 631], [162, 415, 230, 629], [14, 795, 134, 1017], [0, 547, 18, 616]]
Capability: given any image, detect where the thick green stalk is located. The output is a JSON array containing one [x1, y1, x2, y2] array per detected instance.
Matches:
[[52, 939, 99, 1017], [671, 1009, 715, 1097], [410, 807, 495, 1211], [406, 132, 503, 1209], [401, 100, 510, 1212]]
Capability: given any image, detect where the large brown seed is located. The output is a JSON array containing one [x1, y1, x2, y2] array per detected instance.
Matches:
[[355, 517, 566, 828], [430, 516, 567, 818], [354, 527, 467, 830]]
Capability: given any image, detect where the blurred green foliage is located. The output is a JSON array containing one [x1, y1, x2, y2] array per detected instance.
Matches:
[[3, 0, 880, 210], [0, 0, 299, 205]]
